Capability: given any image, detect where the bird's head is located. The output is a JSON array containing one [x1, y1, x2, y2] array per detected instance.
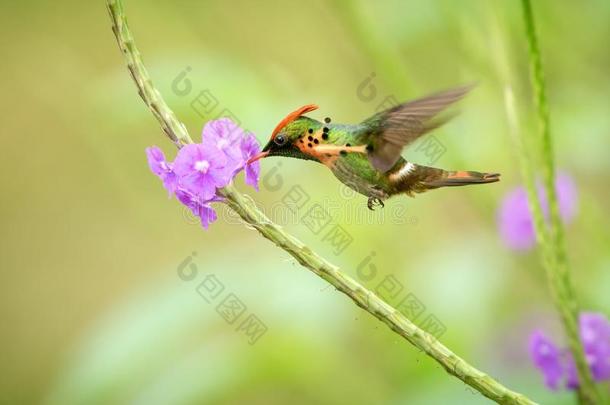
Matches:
[[248, 104, 322, 164]]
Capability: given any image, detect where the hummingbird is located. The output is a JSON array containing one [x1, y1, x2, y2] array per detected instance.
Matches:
[[248, 85, 500, 210]]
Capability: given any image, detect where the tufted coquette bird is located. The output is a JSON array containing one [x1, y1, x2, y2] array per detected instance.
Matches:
[[248, 85, 500, 210]]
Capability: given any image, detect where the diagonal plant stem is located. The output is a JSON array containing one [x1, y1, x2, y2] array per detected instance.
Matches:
[[519, 1, 599, 404], [106, 1, 538, 403], [107, 1, 192, 148]]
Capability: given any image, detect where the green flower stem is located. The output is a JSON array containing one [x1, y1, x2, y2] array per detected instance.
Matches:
[[107, 1, 537, 403], [107, 0, 192, 148], [520, 1, 599, 404], [221, 186, 538, 405]]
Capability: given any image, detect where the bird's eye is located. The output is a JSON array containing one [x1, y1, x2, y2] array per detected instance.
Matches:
[[274, 135, 286, 146]]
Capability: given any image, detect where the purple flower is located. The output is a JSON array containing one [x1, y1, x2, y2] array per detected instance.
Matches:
[[145, 146, 177, 195], [240, 134, 261, 190], [175, 189, 219, 229], [529, 330, 564, 390], [202, 118, 262, 190], [203, 118, 244, 169], [145, 119, 261, 229], [528, 312, 610, 391], [498, 187, 534, 250], [538, 173, 578, 223], [173, 143, 231, 200], [580, 312, 610, 381], [498, 172, 578, 251]]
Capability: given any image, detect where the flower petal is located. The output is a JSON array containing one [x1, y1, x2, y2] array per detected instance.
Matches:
[[174, 143, 231, 197], [145, 146, 166, 176], [197, 204, 218, 229], [203, 118, 244, 162], [145, 146, 177, 196], [556, 173, 578, 224], [498, 172, 578, 252], [240, 133, 261, 190], [529, 330, 564, 390], [580, 312, 610, 381], [175, 188, 219, 230], [498, 187, 536, 251]]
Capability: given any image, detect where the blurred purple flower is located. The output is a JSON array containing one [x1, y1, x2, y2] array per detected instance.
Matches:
[[528, 312, 610, 391], [145, 119, 260, 229], [498, 187, 534, 250], [498, 173, 578, 251], [145, 146, 177, 195], [529, 331, 564, 390], [580, 312, 610, 381], [529, 330, 564, 390]]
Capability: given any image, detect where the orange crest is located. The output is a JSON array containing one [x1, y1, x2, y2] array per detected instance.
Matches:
[[271, 104, 319, 139]]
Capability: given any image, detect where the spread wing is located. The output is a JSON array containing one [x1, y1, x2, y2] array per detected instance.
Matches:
[[362, 84, 474, 172]]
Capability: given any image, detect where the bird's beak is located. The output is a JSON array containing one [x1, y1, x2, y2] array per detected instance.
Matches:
[[246, 151, 269, 165], [246, 139, 274, 164]]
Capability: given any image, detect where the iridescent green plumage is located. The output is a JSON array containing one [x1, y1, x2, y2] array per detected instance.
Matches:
[[256, 86, 500, 209]]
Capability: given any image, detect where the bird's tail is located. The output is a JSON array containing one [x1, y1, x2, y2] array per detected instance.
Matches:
[[396, 164, 500, 195], [424, 169, 501, 188]]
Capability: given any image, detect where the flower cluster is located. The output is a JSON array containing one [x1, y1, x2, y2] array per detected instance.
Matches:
[[529, 312, 610, 390], [497, 173, 577, 251], [146, 118, 261, 228]]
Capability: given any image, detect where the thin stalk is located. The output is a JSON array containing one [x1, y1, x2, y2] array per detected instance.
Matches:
[[107, 1, 538, 403], [106, 0, 192, 148], [520, 1, 599, 403]]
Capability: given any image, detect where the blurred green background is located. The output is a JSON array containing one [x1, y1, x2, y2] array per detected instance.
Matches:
[[1, 1, 609, 404]]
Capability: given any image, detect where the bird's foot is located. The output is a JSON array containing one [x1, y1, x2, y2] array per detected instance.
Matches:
[[367, 196, 385, 211]]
